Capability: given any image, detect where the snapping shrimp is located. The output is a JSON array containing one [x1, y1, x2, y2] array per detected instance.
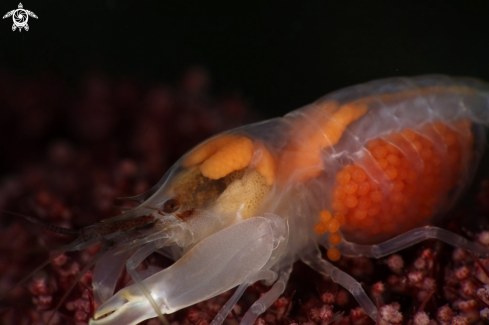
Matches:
[[5, 75, 489, 325]]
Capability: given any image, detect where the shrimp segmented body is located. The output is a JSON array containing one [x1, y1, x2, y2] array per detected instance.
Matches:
[[6, 75, 489, 325]]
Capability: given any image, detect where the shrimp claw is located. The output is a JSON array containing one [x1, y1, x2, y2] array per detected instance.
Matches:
[[91, 215, 287, 325]]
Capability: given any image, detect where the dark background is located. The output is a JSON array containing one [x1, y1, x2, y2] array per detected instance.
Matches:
[[1, 0, 488, 118]]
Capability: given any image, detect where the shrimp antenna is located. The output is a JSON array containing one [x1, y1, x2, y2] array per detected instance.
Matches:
[[1, 210, 80, 237], [0, 236, 85, 301]]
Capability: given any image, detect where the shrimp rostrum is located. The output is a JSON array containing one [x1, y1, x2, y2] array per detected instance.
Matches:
[[7, 75, 489, 325]]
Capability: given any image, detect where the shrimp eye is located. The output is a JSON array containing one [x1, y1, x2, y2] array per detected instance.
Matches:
[[163, 198, 180, 213]]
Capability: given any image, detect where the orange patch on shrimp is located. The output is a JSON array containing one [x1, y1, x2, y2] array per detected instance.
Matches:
[[184, 134, 276, 183], [183, 134, 238, 167], [309, 102, 368, 148], [200, 136, 254, 179]]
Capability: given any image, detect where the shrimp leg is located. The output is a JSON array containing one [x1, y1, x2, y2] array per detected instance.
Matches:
[[301, 245, 378, 320], [240, 265, 292, 325], [329, 226, 488, 258], [126, 242, 169, 325], [210, 270, 277, 325]]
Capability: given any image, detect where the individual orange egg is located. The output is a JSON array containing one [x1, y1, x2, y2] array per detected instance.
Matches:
[[344, 195, 358, 208], [329, 232, 342, 246], [352, 168, 367, 183], [333, 187, 346, 200], [314, 222, 327, 234], [336, 170, 351, 184], [386, 154, 401, 166], [357, 181, 371, 196], [326, 218, 340, 232], [385, 143, 400, 155], [357, 196, 371, 210], [372, 146, 388, 159], [333, 212, 346, 224], [401, 129, 417, 141], [327, 247, 341, 261], [319, 210, 332, 223], [342, 181, 358, 194]]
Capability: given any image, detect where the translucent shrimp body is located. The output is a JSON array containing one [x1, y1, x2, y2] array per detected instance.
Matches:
[[90, 75, 489, 325]]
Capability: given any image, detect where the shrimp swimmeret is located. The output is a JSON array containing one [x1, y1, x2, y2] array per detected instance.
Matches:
[[6, 75, 489, 325]]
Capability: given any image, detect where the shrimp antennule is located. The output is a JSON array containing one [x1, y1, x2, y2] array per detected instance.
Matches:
[[1, 210, 80, 237]]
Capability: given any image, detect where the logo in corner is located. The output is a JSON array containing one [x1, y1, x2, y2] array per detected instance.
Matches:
[[3, 3, 37, 32]]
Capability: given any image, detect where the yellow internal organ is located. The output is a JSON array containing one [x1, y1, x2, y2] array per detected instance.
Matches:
[[213, 170, 270, 220], [183, 134, 238, 167], [200, 137, 254, 179], [331, 120, 472, 238]]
